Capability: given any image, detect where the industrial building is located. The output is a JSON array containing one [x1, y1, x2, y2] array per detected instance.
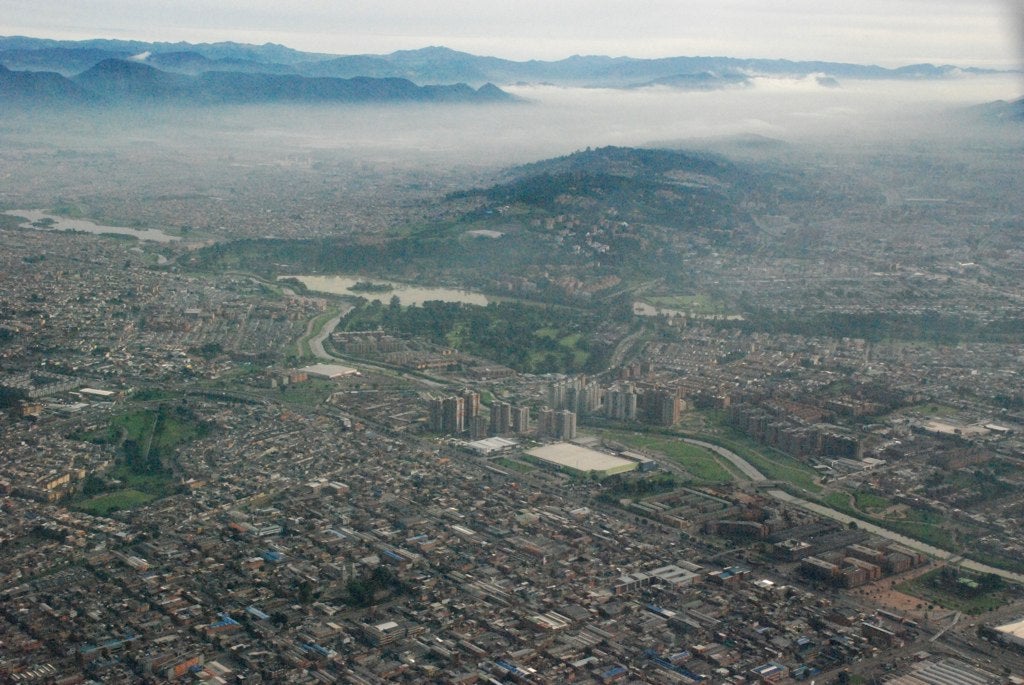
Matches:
[[299, 363, 359, 379], [525, 442, 637, 478], [995, 617, 1024, 650]]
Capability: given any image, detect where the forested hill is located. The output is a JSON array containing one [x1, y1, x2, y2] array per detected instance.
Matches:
[[466, 146, 760, 236]]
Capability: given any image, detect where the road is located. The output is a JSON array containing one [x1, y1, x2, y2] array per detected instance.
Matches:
[[298, 306, 1024, 585], [674, 436, 1024, 584], [301, 307, 447, 389], [681, 437, 765, 481], [307, 310, 349, 360], [606, 325, 647, 371], [766, 489, 1024, 584]]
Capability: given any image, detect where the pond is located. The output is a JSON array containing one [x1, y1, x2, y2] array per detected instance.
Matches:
[[5, 209, 180, 243], [286, 275, 489, 307]]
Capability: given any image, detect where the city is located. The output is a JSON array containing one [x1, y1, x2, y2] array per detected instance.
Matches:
[[2, 10, 1024, 683]]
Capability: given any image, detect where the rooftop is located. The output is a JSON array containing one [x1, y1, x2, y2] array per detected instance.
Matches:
[[526, 443, 637, 475], [300, 363, 359, 379]]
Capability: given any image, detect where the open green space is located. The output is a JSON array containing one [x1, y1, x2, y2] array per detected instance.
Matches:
[[898, 568, 1011, 615], [877, 514, 955, 549], [341, 299, 605, 375], [73, 404, 211, 514], [695, 414, 822, 493], [494, 457, 536, 473], [277, 378, 338, 407], [643, 293, 732, 316], [852, 490, 891, 512], [823, 491, 853, 511], [820, 488, 956, 551], [597, 430, 733, 482], [77, 489, 156, 516], [906, 403, 961, 418]]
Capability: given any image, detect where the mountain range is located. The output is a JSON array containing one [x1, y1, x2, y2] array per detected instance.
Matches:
[[0, 57, 514, 107], [0, 36, 1004, 90]]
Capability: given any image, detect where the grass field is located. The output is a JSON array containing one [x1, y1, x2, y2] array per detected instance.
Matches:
[[73, 405, 209, 514], [898, 568, 1011, 615], [644, 294, 731, 316], [278, 378, 338, 406], [823, 491, 854, 511], [820, 488, 956, 551], [698, 419, 822, 493], [853, 490, 892, 512], [525, 329, 590, 370], [907, 403, 961, 418], [494, 457, 536, 473], [824, 490, 891, 514], [597, 430, 733, 482], [695, 411, 821, 488], [111, 410, 156, 443], [77, 489, 156, 516]]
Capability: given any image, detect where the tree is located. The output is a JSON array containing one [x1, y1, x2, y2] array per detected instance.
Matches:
[[81, 474, 107, 496], [297, 579, 314, 604]]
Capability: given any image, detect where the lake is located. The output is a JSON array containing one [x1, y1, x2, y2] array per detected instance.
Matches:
[[287, 275, 489, 307], [5, 209, 180, 243]]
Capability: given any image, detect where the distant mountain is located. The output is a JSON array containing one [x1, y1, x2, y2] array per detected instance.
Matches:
[[143, 51, 299, 76], [967, 96, 1024, 123], [0, 46, 131, 75], [0, 36, 326, 67], [0, 36, 1005, 88], [1, 58, 516, 107], [633, 71, 751, 90], [0, 63, 93, 103], [73, 58, 191, 99], [295, 48, 1005, 88]]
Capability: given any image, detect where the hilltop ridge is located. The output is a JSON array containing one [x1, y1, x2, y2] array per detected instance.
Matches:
[[1, 36, 1004, 89]]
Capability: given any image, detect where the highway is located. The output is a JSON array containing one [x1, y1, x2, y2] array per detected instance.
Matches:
[[673, 436, 1024, 584], [302, 306, 447, 389], [681, 437, 765, 481], [767, 489, 1024, 584], [301, 305, 1024, 585], [307, 310, 349, 360]]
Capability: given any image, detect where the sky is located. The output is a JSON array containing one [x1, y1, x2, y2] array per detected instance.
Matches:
[[2, 0, 1021, 69]]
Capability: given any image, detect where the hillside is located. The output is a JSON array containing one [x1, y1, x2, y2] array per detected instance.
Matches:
[[187, 147, 772, 301]]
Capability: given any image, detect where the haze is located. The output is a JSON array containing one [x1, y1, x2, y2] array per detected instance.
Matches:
[[1, 72, 1019, 241], [3, 0, 1019, 68]]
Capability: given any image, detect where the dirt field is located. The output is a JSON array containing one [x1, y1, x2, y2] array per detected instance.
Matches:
[[848, 564, 949, 620]]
